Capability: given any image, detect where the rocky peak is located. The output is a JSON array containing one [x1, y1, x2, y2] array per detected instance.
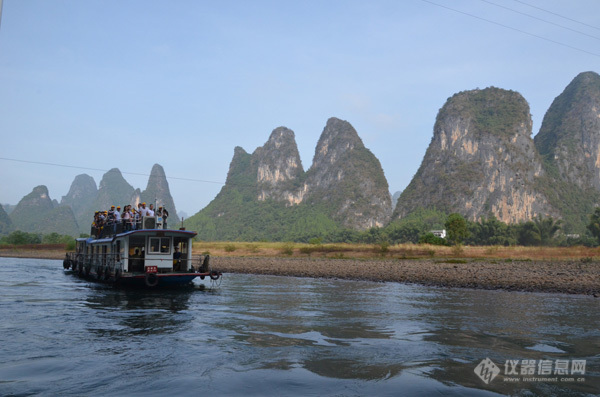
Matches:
[[312, 117, 364, 169], [306, 117, 392, 228], [94, 168, 136, 211], [254, 127, 305, 205], [140, 164, 178, 220], [226, 146, 251, 184], [13, 185, 54, 214], [534, 71, 600, 189], [61, 174, 97, 219], [395, 87, 556, 224], [10, 185, 78, 236]]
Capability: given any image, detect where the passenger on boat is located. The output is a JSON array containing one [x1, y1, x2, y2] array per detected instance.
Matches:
[[157, 206, 169, 229], [97, 211, 107, 238], [131, 247, 143, 272], [173, 246, 182, 271], [92, 211, 100, 237], [147, 204, 155, 217], [135, 203, 144, 229], [139, 202, 148, 217], [122, 206, 131, 231], [130, 206, 137, 230], [107, 206, 117, 234]]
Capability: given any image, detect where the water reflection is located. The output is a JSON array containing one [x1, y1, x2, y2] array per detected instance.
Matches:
[[84, 287, 196, 337], [415, 288, 600, 396]]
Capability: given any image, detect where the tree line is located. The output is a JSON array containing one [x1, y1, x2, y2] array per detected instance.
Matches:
[[0, 231, 76, 249], [4, 207, 600, 247], [299, 208, 600, 247]]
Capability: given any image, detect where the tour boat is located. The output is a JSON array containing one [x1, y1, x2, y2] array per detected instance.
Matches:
[[63, 215, 221, 288]]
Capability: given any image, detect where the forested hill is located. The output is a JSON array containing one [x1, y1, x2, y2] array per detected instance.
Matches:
[[533, 71, 600, 232], [393, 87, 557, 225], [185, 117, 392, 241]]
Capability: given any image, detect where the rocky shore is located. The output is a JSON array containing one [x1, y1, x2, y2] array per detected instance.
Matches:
[[1, 248, 598, 295], [212, 256, 600, 296]]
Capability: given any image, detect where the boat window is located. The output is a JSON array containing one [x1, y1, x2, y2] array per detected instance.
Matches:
[[149, 237, 171, 254]]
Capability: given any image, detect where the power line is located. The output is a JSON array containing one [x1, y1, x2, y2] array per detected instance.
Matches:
[[479, 0, 600, 42], [420, 0, 600, 58], [513, 0, 600, 32], [0, 157, 225, 185]]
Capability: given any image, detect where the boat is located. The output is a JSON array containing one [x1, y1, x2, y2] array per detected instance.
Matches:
[[63, 213, 222, 288]]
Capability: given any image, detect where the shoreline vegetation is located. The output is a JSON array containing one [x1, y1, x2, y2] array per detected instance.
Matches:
[[1, 242, 598, 296]]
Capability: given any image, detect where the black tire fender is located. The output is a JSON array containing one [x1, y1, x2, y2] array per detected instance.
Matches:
[[145, 273, 159, 287]]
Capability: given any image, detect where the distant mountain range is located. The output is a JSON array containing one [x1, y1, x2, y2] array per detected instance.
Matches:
[[3, 164, 178, 237], [4, 71, 600, 239]]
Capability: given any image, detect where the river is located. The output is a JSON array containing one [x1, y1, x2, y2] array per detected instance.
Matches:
[[0, 257, 598, 396]]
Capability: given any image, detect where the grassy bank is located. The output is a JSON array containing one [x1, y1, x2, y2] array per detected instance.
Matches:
[[192, 241, 600, 261]]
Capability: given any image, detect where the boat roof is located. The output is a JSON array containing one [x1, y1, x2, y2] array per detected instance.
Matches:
[[77, 229, 197, 243]]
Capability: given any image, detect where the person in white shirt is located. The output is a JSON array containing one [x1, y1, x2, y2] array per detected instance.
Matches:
[[138, 202, 148, 217], [147, 204, 155, 217]]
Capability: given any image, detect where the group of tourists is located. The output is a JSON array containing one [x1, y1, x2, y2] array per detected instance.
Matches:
[[92, 202, 170, 237]]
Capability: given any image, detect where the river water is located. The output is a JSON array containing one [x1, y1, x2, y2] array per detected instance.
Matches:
[[0, 257, 598, 396]]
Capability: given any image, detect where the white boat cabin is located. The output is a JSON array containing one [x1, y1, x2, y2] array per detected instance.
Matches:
[[76, 229, 196, 274]]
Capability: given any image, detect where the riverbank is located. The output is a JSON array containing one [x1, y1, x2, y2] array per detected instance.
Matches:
[[212, 256, 600, 296], [1, 246, 598, 295]]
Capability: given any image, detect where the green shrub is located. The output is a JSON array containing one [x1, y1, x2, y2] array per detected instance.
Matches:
[[280, 242, 294, 256]]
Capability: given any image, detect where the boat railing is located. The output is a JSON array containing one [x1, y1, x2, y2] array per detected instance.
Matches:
[[66, 251, 207, 274], [90, 216, 167, 238], [65, 252, 125, 276]]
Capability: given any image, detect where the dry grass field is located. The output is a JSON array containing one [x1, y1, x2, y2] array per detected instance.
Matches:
[[191, 241, 600, 262], [2, 241, 600, 263]]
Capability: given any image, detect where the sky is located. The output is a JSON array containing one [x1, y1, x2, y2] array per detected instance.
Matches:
[[0, 0, 599, 217]]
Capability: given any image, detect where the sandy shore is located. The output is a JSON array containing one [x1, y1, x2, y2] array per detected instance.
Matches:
[[1, 249, 598, 295], [211, 256, 600, 296]]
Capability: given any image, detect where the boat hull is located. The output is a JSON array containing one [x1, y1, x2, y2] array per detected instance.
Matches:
[[66, 268, 220, 288]]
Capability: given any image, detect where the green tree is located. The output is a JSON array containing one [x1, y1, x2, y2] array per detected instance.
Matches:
[[587, 208, 600, 244], [418, 232, 447, 246], [533, 215, 562, 246], [517, 221, 541, 246], [467, 215, 516, 246], [1, 230, 42, 245], [445, 213, 469, 245]]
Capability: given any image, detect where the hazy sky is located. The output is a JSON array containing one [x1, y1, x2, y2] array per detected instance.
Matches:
[[1, 0, 598, 216]]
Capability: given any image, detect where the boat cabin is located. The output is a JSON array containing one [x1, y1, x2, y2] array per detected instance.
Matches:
[[76, 227, 197, 275]]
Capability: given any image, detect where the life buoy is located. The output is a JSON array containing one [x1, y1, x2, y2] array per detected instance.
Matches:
[[145, 273, 159, 287], [209, 271, 220, 281]]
